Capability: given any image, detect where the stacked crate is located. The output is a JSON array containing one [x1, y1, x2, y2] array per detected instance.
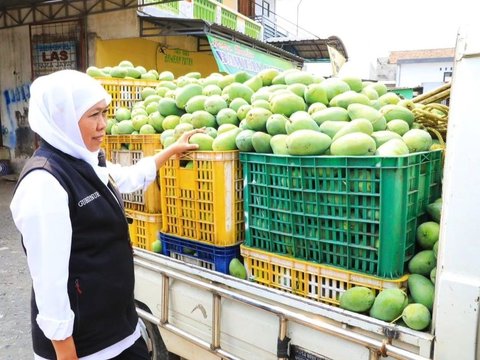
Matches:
[[103, 134, 163, 252], [158, 150, 244, 273], [239, 150, 443, 306], [98, 77, 161, 118], [98, 76, 164, 252]]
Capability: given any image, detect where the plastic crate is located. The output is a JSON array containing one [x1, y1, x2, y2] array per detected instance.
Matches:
[[241, 245, 408, 306], [240, 150, 443, 279], [126, 210, 162, 251], [160, 151, 244, 246], [160, 233, 240, 274], [104, 134, 162, 213], [97, 78, 160, 118]]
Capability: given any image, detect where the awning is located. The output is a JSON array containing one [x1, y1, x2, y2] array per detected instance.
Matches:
[[266, 36, 348, 62], [138, 15, 305, 73]]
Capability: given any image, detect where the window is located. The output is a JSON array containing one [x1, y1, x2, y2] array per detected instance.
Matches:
[[262, 1, 270, 16], [444, 71, 452, 82], [30, 20, 84, 79]]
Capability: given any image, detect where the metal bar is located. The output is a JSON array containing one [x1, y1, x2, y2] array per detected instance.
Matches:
[[135, 258, 430, 360], [278, 316, 288, 360], [369, 349, 381, 360], [137, 307, 249, 360], [212, 292, 221, 350], [278, 316, 287, 340], [161, 272, 169, 324], [0, 0, 178, 29]]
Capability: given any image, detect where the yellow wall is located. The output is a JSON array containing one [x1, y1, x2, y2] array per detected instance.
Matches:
[[222, 0, 238, 11], [95, 37, 219, 77], [158, 48, 218, 78]]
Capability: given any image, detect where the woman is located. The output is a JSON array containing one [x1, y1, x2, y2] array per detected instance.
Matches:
[[10, 69, 201, 359]]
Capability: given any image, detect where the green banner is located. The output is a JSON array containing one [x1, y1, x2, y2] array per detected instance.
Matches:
[[207, 34, 295, 75]]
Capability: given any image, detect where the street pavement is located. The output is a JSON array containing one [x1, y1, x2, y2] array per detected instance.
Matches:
[[0, 177, 33, 359]]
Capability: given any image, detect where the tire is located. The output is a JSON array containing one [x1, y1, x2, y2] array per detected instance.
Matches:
[[136, 301, 179, 360]]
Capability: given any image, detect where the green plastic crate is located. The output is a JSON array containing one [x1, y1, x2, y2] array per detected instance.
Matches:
[[240, 151, 443, 279]]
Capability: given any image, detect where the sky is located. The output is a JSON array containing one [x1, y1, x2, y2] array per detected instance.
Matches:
[[275, 0, 476, 77]]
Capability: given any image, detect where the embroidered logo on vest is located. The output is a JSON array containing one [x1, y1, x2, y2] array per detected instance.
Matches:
[[78, 191, 101, 207]]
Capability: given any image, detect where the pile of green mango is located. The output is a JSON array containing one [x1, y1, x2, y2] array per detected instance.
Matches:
[[87, 60, 160, 80], [339, 197, 442, 331], [98, 66, 437, 155]]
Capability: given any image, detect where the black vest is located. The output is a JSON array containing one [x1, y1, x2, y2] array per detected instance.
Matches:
[[16, 142, 138, 359]]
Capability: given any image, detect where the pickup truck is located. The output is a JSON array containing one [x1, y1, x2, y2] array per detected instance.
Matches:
[[132, 25, 480, 360]]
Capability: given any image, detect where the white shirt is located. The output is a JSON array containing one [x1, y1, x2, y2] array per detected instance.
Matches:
[[10, 156, 157, 360]]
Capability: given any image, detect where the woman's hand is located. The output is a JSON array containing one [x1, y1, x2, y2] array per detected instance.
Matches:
[[52, 336, 78, 360], [153, 128, 206, 170], [174, 128, 206, 153]]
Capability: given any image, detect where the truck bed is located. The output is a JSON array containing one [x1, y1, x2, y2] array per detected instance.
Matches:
[[133, 249, 434, 360]]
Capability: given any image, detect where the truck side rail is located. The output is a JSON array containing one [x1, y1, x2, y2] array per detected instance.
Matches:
[[133, 249, 434, 360]]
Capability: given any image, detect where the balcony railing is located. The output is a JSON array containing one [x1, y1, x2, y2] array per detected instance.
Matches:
[[141, 0, 263, 40], [254, 14, 287, 40]]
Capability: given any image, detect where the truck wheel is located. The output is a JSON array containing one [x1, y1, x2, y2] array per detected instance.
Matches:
[[136, 302, 173, 360]]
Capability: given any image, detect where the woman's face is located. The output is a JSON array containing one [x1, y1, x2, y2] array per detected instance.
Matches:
[[78, 99, 109, 151]]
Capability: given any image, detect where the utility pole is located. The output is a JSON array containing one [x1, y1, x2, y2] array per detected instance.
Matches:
[[296, 0, 303, 37]]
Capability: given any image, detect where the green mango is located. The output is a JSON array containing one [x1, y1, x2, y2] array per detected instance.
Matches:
[[319, 121, 349, 139], [371, 130, 402, 147], [407, 274, 435, 311], [433, 241, 439, 258], [175, 83, 203, 109], [340, 75, 363, 92], [266, 114, 288, 135], [311, 107, 350, 126], [284, 70, 314, 86], [251, 131, 273, 153], [369, 288, 408, 321], [229, 258, 247, 280], [270, 134, 289, 155], [347, 103, 387, 131], [430, 267, 437, 284], [401, 303, 431, 331], [380, 104, 415, 126], [408, 250, 436, 276], [330, 132, 377, 156], [329, 90, 370, 109], [285, 129, 331, 156], [212, 128, 241, 151], [332, 118, 373, 141], [270, 92, 306, 117], [339, 286, 376, 313], [375, 139, 410, 156], [235, 129, 255, 152], [222, 82, 254, 103], [304, 83, 329, 105], [318, 77, 351, 101], [426, 198, 442, 223], [416, 221, 440, 250], [185, 95, 208, 114]]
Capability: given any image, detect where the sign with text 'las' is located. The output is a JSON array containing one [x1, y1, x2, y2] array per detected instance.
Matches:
[[32, 41, 77, 77]]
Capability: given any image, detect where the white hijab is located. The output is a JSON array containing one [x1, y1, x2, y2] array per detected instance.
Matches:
[[28, 69, 112, 183]]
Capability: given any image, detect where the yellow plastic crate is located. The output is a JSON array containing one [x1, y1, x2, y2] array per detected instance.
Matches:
[[126, 210, 162, 251], [97, 77, 160, 118], [104, 134, 162, 213], [160, 150, 244, 246], [241, 245, 408, 307]]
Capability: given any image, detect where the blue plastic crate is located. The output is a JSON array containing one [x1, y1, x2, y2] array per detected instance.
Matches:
[[160, 232, 240, 274]]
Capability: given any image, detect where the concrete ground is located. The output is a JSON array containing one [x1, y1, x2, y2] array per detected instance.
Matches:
[[0, 177, 33, 359]]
